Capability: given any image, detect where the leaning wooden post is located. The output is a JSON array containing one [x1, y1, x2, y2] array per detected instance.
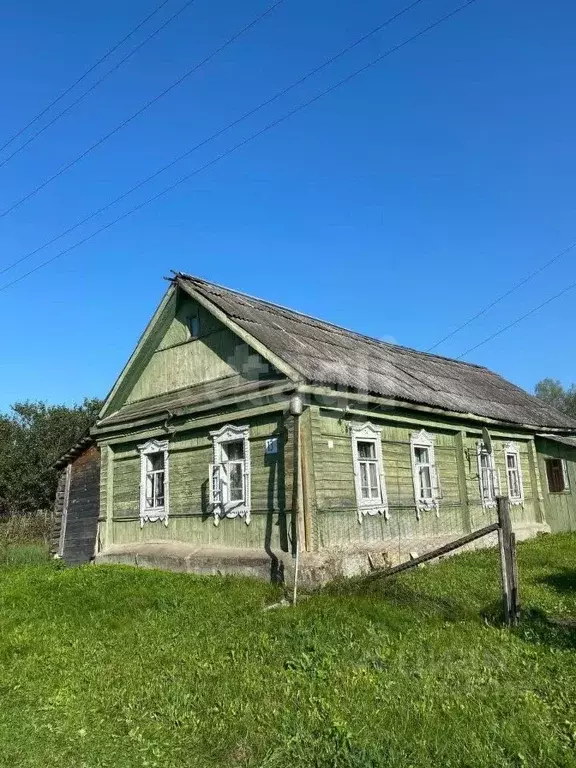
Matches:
[[509, 531, 520, 625], [496, 496, 519, 626]]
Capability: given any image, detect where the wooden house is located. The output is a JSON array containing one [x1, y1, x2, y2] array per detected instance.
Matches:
[[54, 274, 576, 581]]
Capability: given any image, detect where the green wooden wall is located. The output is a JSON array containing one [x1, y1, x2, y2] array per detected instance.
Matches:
[[303, 408, 542, 552], [536, 438, 576, 532], [126, 296, 272, 403], [104, 292, 274, 414], [100, 412, 292, 552], [96, 399, 565, 558]]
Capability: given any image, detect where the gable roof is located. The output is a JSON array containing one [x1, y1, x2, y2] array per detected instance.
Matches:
[[176, 273, 576, 431]]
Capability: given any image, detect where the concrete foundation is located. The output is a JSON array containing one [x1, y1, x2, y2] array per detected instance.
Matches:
[[94, 522, 550, 587]]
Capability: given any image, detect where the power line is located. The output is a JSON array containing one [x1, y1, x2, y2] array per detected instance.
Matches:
[[0, 0, 479, 295], [457, 278, 576, 359], [0, 0, 199, 171], [0, 0, 286, 222], [0, 0, 428, 278], [0, 0, 173, 155], [427, 240, 576, 352]]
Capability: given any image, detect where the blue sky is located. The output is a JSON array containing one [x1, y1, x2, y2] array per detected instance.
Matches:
[[0, 0, 574, 411]]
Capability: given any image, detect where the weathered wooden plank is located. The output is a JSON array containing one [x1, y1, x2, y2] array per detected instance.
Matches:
[[62, 445, 101, 566]]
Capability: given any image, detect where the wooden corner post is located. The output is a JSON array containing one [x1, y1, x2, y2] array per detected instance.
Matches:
[[496, 495, 520, 626]]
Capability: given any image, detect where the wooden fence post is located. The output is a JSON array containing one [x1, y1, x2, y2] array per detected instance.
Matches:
[[496, 496, 520, 626]]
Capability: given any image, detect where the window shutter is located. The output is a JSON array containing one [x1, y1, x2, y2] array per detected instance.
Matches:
[[209, 463, 221, 505], [243, 460, 252, 525]]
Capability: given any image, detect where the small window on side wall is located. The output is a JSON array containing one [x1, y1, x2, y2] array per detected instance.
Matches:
[[477, 442, 499, 509], [504, 442, 524, 504], [546, 458, 570, 493], [187, 313, 200, 339], [410, 430, 440, 518], [351, 423, 388, 523], [138, 439, 169, 527], [209, 424, 251, 526]]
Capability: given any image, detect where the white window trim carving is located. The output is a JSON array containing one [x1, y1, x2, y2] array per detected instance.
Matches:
[[138, 438, 169, 527], [477, 441, 500, 509], [209, 424, 251, 526], [410, 429, 440, 519], [504, 442, 524, 505], [350, 422, 389, 524]]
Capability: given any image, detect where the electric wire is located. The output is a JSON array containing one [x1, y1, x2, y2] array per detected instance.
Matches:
[[0, 0, 199, 171], [0, 0, 173, 154], [427, 240, 576, 352], [0, 0, 479, 294], [457, 277, 576, 359], [0, 0, 428, 278], [0, 0, 286, 222]]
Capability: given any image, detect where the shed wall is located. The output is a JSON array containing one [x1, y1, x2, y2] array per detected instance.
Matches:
[[59, 446, 101, 565], [536, 438, 576, 532]]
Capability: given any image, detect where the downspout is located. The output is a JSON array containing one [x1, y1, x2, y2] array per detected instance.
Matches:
[[290, 394, 304, 605]]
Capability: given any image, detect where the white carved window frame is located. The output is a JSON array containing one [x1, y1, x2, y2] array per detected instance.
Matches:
[[350, 422, 389, 523], [504, 441, 524, 505], [209, 424, 251, 526], [138, 438, 169, 527], [477, 441, 500, 509], [410, 429, 440, 518]]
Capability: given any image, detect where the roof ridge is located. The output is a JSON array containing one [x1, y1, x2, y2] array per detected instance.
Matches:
[[173, 271, 489, 372]]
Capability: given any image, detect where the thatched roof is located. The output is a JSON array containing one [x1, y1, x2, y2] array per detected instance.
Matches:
[[177, 273, 576, 431]]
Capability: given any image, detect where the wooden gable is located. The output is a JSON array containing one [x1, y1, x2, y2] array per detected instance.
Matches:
[[100, 285, 281, 420]]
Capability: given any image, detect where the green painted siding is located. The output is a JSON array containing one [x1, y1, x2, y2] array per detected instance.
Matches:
[[106, 413, 291, 551], [536, 438, 576, 532], [308, 411, 541, 552], [109, 293, 273, 408]]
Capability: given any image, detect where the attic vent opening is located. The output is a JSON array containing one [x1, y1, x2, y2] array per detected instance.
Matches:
[[187, 313, 200, 339]]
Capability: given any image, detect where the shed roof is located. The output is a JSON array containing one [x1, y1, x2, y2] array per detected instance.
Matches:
[[537, 434, 576, 449], [176, 273, 576, 431]]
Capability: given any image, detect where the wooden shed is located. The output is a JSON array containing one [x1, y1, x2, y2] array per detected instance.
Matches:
[[52, 438, 100, 565]]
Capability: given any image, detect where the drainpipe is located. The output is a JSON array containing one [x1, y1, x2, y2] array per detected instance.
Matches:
[[289, 394, 303, 605]]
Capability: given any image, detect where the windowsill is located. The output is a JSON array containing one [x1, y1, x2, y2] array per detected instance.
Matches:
[[141, 507, 166, 515], [548, 490, 571, 495]]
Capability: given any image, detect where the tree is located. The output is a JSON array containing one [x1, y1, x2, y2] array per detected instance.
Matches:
[[0, 398, 102, 515], [534, 378, 576, 419]]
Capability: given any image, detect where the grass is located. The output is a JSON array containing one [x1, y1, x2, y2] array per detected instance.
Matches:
[[0, 535, 575, 768]]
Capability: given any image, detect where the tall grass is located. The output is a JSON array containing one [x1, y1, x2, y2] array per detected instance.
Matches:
[[0, 513, 49, 565]]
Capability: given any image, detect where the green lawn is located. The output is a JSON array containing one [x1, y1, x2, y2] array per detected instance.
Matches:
[[0, 536, 575, 768]]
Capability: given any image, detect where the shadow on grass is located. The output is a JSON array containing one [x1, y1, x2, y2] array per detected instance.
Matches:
[[328, 573, 576, 651], [326, 576, 478, 622], [513, 607, 576, 651], [539, 568, 576, 594]]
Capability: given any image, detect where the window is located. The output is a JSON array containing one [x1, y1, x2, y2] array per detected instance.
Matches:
[[351, 423, 388, 522], [410, 430, 439, 517], [138, 439, 169, 526], [187, 313, 200, 338], [209, 425, 251, 525], [504, 442, 524, 504], [222, 440, 245, 502], [146, 452, 165, 509], [477, 442, 499, 509], [414, 446, 433, 499], [546, 458, 570, 493]]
